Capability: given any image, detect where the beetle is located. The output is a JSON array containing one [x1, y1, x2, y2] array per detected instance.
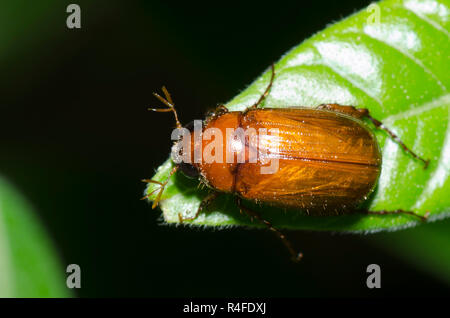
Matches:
[[142, 64, 430, 262]]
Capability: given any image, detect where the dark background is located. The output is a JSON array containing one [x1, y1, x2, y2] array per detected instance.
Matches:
[[0, 0, 448, 297]]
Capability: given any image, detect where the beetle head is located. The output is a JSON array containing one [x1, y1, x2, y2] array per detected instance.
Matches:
[[171, 120, 200, 179]]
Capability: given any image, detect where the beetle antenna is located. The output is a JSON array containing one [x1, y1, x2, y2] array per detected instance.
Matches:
[[141, 165, 179, 209], [149, 86, 182, 129]]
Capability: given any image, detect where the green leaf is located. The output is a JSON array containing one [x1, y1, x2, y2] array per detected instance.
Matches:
[[145, 0, 450, 232], [0, 177, 71, 297], [370, 218, 450, 284]]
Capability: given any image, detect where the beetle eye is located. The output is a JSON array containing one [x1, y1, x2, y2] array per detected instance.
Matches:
[[178, 162, 199, 179]]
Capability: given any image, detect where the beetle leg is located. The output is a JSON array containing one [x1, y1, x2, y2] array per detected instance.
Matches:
[[236, 197, 303, 263], [317, 104, 430, 169], [140, 186, 161, 201], [250, 63, 275, 109], [317, 104, 365, 119], [141, 179, 163, 186], [366, 209, 430, 222], [141, 165, 179, 209], [178, 191, 220, 223], [205, 104, 230, 124], [365, 114, 430, 168], [215, 104, 229, 114]]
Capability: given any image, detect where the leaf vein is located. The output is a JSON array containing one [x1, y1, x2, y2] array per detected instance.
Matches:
[[402, 2, 450, 38], [309, 46, 384, 108], [360, 32, 448, 92], [384, 93, 450, 122]]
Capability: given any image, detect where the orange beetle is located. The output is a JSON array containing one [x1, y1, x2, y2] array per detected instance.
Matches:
[[143, 65, 429, 262]]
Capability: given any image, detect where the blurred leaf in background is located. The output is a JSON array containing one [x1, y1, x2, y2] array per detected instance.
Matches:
[[0, 0, 71, 298], [0, 177, 70, 297], [371, 218, 450, 285], [146, 0, 449, 233], [0, 1, 60, 61]]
